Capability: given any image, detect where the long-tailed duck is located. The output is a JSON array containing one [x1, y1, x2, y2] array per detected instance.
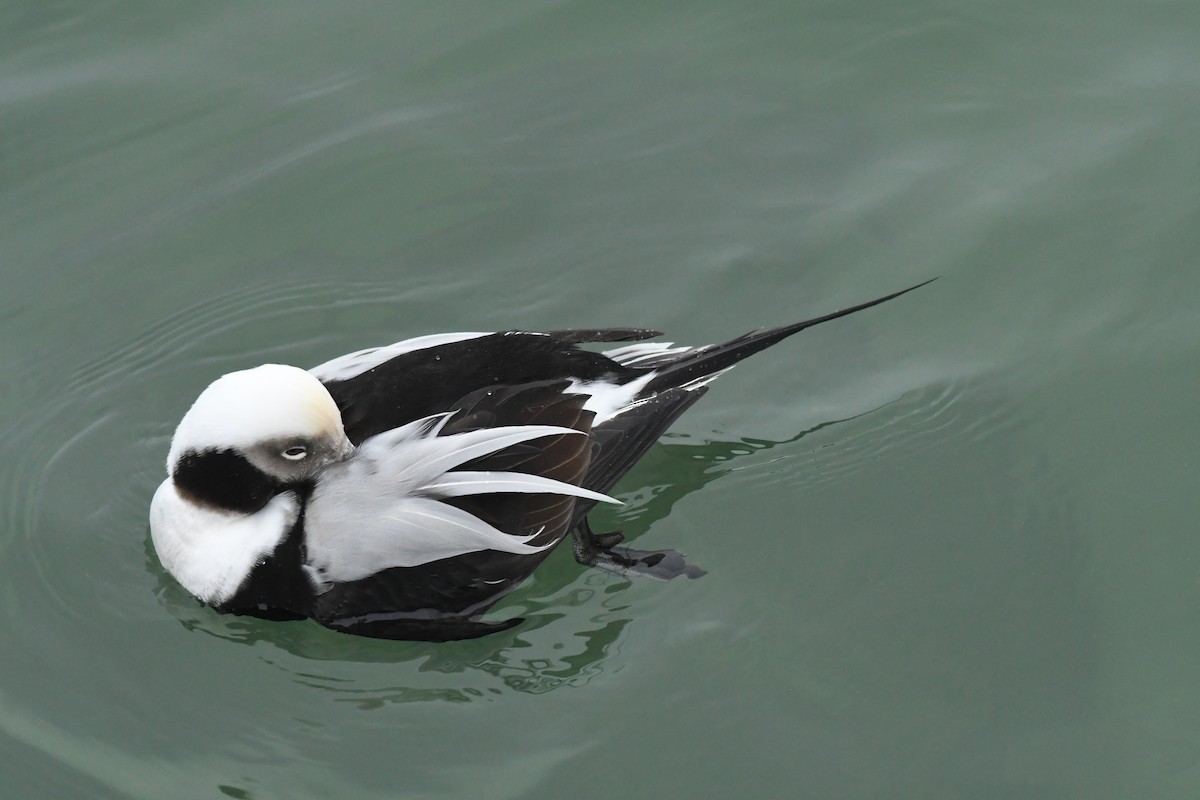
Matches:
[[150, 280, 931, 641]]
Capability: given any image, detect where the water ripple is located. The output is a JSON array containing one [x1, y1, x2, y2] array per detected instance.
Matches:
[[75, 274, 422, 395], [712, 374, 1023, 493]]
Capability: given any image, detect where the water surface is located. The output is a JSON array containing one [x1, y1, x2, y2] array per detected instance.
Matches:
[[3, 2, 1200, 798]]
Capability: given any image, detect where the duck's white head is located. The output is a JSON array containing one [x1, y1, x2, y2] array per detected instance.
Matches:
[[166, 364, 354, 510]]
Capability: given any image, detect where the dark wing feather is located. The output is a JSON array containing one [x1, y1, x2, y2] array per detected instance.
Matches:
[[571, 387, 708, 525], [323, 333, 635, 443], [440, 381, 595, 548], [541, 327, 663, 343]]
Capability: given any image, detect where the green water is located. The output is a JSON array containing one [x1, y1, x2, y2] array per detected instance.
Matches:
[[4, 2, 1200, 798]]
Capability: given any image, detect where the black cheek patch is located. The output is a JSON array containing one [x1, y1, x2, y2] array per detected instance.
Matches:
[[173, 449, 282, 513]]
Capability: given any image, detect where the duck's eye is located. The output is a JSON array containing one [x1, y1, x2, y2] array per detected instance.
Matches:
[[282, 445, 307, 460]]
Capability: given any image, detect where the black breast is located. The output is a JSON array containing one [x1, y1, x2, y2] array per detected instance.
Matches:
[[216, 500, 317, 621]]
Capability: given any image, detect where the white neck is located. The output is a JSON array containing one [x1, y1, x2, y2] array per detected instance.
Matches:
[[149, 480, 301, 603]]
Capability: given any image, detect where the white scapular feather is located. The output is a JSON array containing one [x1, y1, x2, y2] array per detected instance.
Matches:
[[304, 415, 619, 583], [386, 421, 583, 480], [578, 342, 725, 422], [309, 332, 490, 382], [422, 471, 619, 504], [678, 365, 735, 391]]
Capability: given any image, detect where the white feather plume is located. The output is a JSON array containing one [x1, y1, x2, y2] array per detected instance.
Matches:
[[304, 415, 619, 583]]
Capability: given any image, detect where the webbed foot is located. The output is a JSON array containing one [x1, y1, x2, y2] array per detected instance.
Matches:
[[572, 519, 705, 580], [589, 528, 626, 549]]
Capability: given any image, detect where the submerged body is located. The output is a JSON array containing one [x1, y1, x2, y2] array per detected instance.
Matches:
[[150, 281, 930, 641]]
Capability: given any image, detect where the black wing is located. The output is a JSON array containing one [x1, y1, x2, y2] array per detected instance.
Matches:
[[539, 327, 662, 343], [321, 332, 640, 444]]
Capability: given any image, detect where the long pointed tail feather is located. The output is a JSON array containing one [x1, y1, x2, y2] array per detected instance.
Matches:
[[644, 278, 935, 394]]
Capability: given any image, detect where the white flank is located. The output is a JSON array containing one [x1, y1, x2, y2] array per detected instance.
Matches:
[[150, 482, 300, 604], [304, 415, 619, 583], [569, 373, 655, 424], [309, 332, 490, 382]]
